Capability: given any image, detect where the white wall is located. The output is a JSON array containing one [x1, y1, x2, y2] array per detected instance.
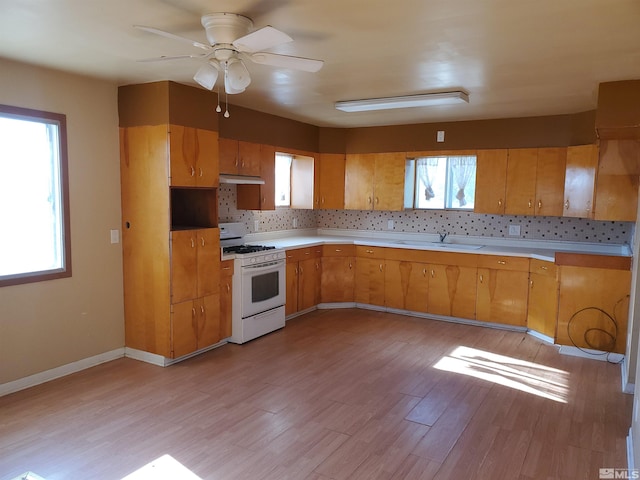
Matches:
[[0, 58, 124, 385]]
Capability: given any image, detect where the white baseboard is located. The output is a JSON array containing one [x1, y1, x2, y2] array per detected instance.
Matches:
[[558, 345, 625, 363], [527, 330, 555, 344], [628, 427, 635, 472], [621, 356, 636, 394], [0, 348, 125, 397], [317, 302, 357, 309], [125, 341, 228, 367]]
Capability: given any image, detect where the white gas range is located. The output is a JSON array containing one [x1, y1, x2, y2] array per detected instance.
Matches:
[[220, 223, 286, 344]]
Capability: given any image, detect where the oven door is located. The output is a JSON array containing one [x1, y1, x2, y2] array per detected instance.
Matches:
[[240, 259, 286, 318]]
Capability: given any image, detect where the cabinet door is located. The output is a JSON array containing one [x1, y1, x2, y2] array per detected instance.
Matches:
[[196, 228, 219, 298], [298, 258, 320, 310], [534, 147, 566, 216], [374, 153, 406, 211], [219, 137, 239, 174], [238, 141, 261, 176], [474, 149, 508, 214], [285, 261, 299, 315], [594, 139, 640, 221], [385, 260, 428, 312], [317, 153, 346, 210], [476, 269, 529, 326], [564, 145, 598, 218], [169, 125, 197, 187], [170, 230, 198, 304], [505, 148, 537, 215], [219, 261, 233, 338], [259, 144, 276, 210], [195, 129, 219, 187], [320, 256, 355, 303], [428, 264, 476, 319], [345, 153, 375, 210], [527, 273, 558, 338], [355, 257, 385, 306], [171, 300, 197, 358], [196, 294, 221, 349]]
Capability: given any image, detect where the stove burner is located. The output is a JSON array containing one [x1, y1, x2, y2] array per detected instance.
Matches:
[[223, 244, 276, 255]]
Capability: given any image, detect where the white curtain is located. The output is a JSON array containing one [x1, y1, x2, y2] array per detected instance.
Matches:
[[416, 158, 440, 201], [449, 156, 476, 207]]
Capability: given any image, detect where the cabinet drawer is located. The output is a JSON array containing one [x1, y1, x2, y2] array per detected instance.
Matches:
[[356, 245, 387, 258], [322, 244, 356, 257], [476, 255, 529, 272], [220, 259, 234, 277], [286, 246, 321, 263], [529, 258, 557, 278]]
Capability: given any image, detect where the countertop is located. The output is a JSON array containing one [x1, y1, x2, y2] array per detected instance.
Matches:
[[221, 228, 632, 263]]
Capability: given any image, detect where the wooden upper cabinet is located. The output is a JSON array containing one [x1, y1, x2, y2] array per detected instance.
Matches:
[[505, 148, 538, 215], [316, 153, 346, 210], [374, 153, 406, 211], [594, 139, 640, 222], [564, 144, 598, 218], [535, 147, 566, 216], [345, 153, 375, 210], [236, 144, 276, 210], [344, 152, 405, 211], [218, 138, 261, 176], [169, 126, 219, 187], [474, 149, 508, 214]]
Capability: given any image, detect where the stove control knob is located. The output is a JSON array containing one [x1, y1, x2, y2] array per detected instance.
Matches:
[[265, 254, 273, 261], [250, 257, 256, 264]]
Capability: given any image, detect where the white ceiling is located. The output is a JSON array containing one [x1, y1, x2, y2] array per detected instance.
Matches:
[[1, 0, 639, 128]]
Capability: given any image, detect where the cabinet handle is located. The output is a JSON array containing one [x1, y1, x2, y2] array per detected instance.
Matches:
[[201, 237, 205, 247], [541, 265, 548, 270], [497, 260, 506, 265], [226, 283, 230, 292], [498, 199, 503, 207], [201, 305, 205, 314], [321, 196, 325, 204], [192, 307, 196, 318], [565, 199, 570, 210], [422, 268, 427, 276], [375, 197, 379, 204], [190, 166, 195, 177], [349, 262, 353, 269], [295, 267, 299, 274], [235, 158, 239, 167], [430, 269, 435, 278], [479, 274, 483, 283], [305, 252, 310, 255], [379, 264, 383, 272], [222, 266, 231, 270], [190, 238, 195, 248], [367, 196, 372, 204], [299, 266, 304, 274], [528, 200, 532, 208], [199, 167, 203, 177], [262, 196, 266, 204], [530, 279, 534, 287], [316, 262, 320, 270], [335, 249, 342, 252], [538, 200, 542, 209]]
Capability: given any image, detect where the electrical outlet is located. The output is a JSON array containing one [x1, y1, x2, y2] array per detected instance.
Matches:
[[437, 130, 445, 142], [254, 220, 260, 232], [387, 219, 394, 230], [293, 217, 298, 228], [110, 229, 120, 244], [508, 224, 521, 236]]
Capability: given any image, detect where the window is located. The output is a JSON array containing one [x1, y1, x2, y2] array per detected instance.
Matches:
[[405, 155, 476, 210], [274, 152, 293, 207], [0, 104, 71, 287]]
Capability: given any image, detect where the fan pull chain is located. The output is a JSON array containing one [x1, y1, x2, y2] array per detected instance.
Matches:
[[224, 90, 230, 118], [215, 87, 221, 113]]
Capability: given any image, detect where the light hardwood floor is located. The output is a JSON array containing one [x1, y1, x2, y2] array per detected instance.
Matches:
[[0, 309, 633, 480]]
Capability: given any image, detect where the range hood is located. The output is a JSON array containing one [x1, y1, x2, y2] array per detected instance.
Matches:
[[219, 174, 265, 185]]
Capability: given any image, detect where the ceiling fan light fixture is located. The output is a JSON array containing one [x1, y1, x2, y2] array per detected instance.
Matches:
[[193, 62, 219, 90], [227, 58, 251, 90], [335, 91, 469, 112]]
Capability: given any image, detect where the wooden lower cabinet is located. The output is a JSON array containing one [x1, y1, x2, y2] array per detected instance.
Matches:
[[355, 256, 386, 306], [527, 259, 559, 338], [286, 247, 322, 316], [556, 255, 631, 354], [476, 269, 529, 326], [428, 264, 477, 319], [385, 260, 429, 312], [219, 259, 233, 339], [171, 294, 220, 358], [320, 245, 355, 303]]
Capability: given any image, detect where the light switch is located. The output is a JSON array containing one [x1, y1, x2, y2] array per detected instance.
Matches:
[[436, 130, 445, 142], [508, 225, 521, 236], [110, 229, 120, 244]]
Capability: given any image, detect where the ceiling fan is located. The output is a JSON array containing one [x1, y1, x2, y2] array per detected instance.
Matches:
[[135, 12, 324, 96]]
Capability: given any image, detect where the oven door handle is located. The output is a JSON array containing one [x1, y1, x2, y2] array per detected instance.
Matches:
[[241, 260, 285, 273]]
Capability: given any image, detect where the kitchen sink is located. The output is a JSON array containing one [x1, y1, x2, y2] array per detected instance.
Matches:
[[432, 243, 483, 250]]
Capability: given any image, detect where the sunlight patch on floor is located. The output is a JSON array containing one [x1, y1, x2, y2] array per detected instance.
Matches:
[[434, 345, 569, 403], [121, 454, 202, 480]]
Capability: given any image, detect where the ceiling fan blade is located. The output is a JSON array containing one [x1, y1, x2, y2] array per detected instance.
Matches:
[[249, 52, 323, 72], [232, 26, 292, 53], [134, 25, 212, 51], [137, 53, 208, 62]]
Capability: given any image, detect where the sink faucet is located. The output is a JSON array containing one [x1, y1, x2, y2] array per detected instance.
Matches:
[[439, 232, 448, 243]]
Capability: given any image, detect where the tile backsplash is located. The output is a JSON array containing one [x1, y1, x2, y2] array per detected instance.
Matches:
[[219, 185, 634, 244]]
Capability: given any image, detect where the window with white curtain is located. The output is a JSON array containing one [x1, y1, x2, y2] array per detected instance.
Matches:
[[405, 155, 476, 210], [274, 152, 293, 207], [0, 104, 71, 287]]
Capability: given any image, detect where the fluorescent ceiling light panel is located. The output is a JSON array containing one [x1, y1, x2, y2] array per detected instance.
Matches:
[[335, 91, 469, 112]]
